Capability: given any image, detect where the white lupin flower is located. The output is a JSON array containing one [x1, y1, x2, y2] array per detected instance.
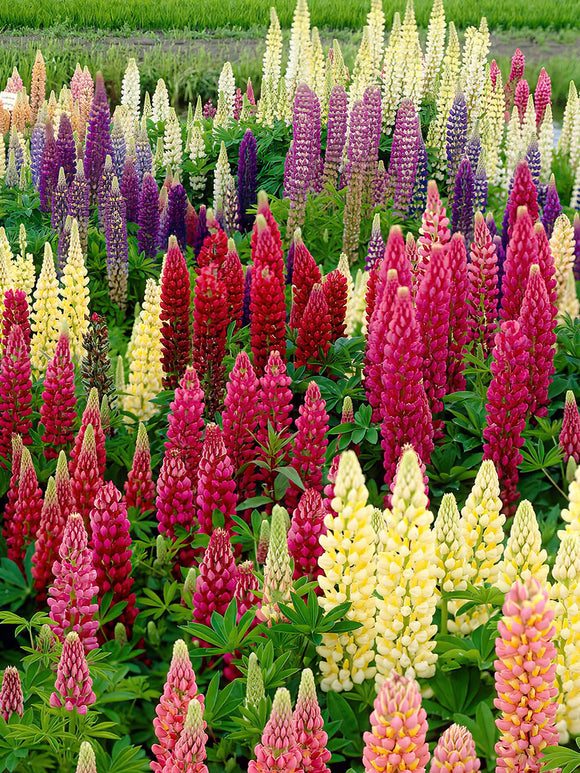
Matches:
[[213, 141, 231, 214], [214, 62, 236, 129], [539, 103, 554, 183], [380, 13, 403, 133], [558, 81, 578, 157], [423, 0, 446, 98], [162, 107, 182, 175], [366, 0, 385, 79], [400, 0, 424, 107], [257, 8, 283, 127], [152, 78, 170, 124], [121, 58, 140, 124], [284, 0, 314, 121], [188, 124, 207, 195], [550, 213, 575, 308]]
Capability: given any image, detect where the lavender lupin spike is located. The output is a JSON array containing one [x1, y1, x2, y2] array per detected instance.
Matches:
[[474, 161, 488, 213], [323, 84, 348, 189], [39, 122, 58, 212], [446, 93, 468, 187], [137, 172, 160, 260], [135, 125, 153, 183], [410, 134, 428, 217], [105, 178, 129, 310], [541, 177, 562, 239], [365, 217, 385, 271], [83, 72, 113, 204], [451, 156, 475, 243], [158, 180, 188, 251], [526, 138, 541, 191], [56, 113, 77, 186], [237, 129, 258, 233], [389, 99, 420, 217], [67, 160, 90, 254], [30, 121, 45, 189], [111, 120, 126, 180], [466, 133, 482, 173]]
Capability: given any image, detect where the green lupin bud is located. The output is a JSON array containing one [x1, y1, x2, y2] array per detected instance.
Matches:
[[114, 622, 127, 646], [147, 620, 160, 647], [245, 651, 266, 708]]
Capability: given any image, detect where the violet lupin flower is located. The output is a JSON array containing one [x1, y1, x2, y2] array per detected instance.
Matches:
[[104, 178, 129, 310], [446, 93, 468, 187], [135, 124, 153, 182], [56, 113, 76, 186], [322, 84, 347, 189], [410, 135, 428, 217], [237, 129, 258, 233], [137, 172, 160, 260], [121, 156, 140, 223], [466, 133, 482, 172], [241, 266, 252, 328], [388, 99, 420, 218], [473, 162, 488, 213], [366, 215, 385, 271], [541, 176, 562, 239], [526, 138, 541, 191], [451, 157, 475, 243], [67, 160, 90, 254], [110, 119, 126, 179], [39, 121, 58, 212], [158, 179, 188, 252], [30, 120, 45, 189], [342, 100, 371, 260], [83, 72, 113, 204], [192, 205, 209, 260], [51, 168, 69, 234]]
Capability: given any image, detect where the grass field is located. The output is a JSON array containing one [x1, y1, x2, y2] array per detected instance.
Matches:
[[0, 0, 579, 31]]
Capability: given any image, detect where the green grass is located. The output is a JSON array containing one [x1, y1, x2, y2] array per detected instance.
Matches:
[[0, 0, 579, 31]]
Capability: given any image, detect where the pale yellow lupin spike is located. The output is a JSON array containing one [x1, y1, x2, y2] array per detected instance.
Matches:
[[257, 8, 283, 128], [380, 15, 403, 132], [435, 493, 470, 594], [115, 354, 126, 394], [213, 141, 231, 213], [480, 65, 505, 185], [558, 81, 578, 157], [400, 0, 424, 107], [162, 107, 182, 176], [460, 21, 490, 131], [283, 0, 314, 121], [12, 223, 35, 303], [214, 62, 236, 130], [317, 450, 376, 693], [551, 213, 576, 308], [121, 57, 140, 124], [561, 464, 580, 539], [560, 271, 580, 322], [152, 78, 169, 124], [59, 218, 89, 362], [348, 26, 374, 108], [375, 447, 439, 684], [423, 0, 446, 98], [346, 269, 369, 338], [496, 500, 549, 592], [366, 0, 385, 78], [310, 28, 327, 112], [30, 241, 60, 379]]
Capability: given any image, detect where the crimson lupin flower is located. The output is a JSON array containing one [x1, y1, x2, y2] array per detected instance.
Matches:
[[294, 285, 332, 372], [124, 422, 156, 513], [0, 324, 33, 461], [0, 667, 24, 721], [160, 236, 191, 390], [40, 326, 77, 459], [165, 366, 205, 491], [288, 382, 328, 508], [287, 489, 327, 585], [195, 424, 237, 538]]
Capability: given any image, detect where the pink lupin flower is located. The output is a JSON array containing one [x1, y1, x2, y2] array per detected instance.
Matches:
[[222, 351, 260, 501], [379, 287, 433, 492], [49, 631, 96, 714], [124, 422, 156, 513], [71, 424, 102, 526], [219, 239, 245, 332], [287, 382, 328, 509], [365, 262, 381, 331], [1, 435, 23, 550], [429, 724, 480, 773], [490, 60, 500, 90], [494, 578, 559, 773], [248, 688, 304, 773], [294, 669, 331, 773], [363, 672, 429, 773], [376, 226, 413, 301], [322, 269, 348, 341], [483, 320, 530, 515], [365, 268, 400, 422], [160, 236, 191, 390], [40, 326, 77, 459], [32, 476, 66, 601], [518, 264, 556, 418], [56, 449, 75, 521], [163, 698, 209, 773], [90, 482, 137, 639], [416, 180, 451, 283], [560, 390, 580, 464], [47, 512, 99, 651], [2, 289, 30, 350], [5, 447, 43, 571], [467, 211, 499, 355], [288, 489, 326, 585], [290, 234, 322, 330], [0, 324, 33, 461], [295, 285, 332, 372], [151, 639, 204, 773], [195, 424, 237, 538], [514, 78, 529, 123], [0, 667, 24, 721], [446, 233, 470, 393], [534, 68, 551, 128], [156, 450, 195, 553], [234, 560, 260, 619], [501, 206, 538, 322], [69, 387, 106, 479], [165, 366, 205, 492], [192, 528, 238, 637], [505, 162, 539, 244], [415, 244, 451, 428]]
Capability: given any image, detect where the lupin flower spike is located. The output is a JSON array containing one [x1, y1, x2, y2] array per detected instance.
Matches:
[[560, 391, 580, 464], [71, 423, 103, 525], [124, 421, 156, 513], [32, 476, 65, 601], [165, 698, 209, 773], [259, 505, 293, 624], [288, 382, 328, 507], [195, 423, 237, 538], [429, 724, 480, 773], [288, 489, 327, 585], [496, 499, 548, 592], [50, 631, 96, 714], [6, 446, 43, 571], [0, 667, 24, 721], [192, 528, 238, 637], [75, 741, 97, 773], [294, 668, 331, 773], [40, 324, 77, 459], [248, 688, 303, 773], [159, 236, 191, 390], [246, 652, 265, 708]]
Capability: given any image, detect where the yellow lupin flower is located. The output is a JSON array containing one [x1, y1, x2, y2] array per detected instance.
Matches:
[[375, 447, 439, 684], [0, 230, 14, 320], [0, 135, 6, 181], [400, 0, 423, 107], [380, 14, 403, 133], [283, 0, 314, 121], [152, 78, 170, 124], [366, 0, 385, 78], [30, 49, 46, 121], [30, 242, 60, 379], [423, 0, 446, 98], [330, 39, 349, 91], [347, 269, 369, 337], [550, 213, 576, 308], [214, 62, 236, 129], [427, 22, 460, 175], [551, 534, 580, 742], [435, 493, 470, 594], [539, 104, 554, 183], [479, 68, 505, 186], [558, 81, 578, 157], [162, 107, 182, 175], [123, 278, 163, 422], [317, 450, 376, 692], [257, 8, 283, 127], [12, 223, 35, 303], [460, 21, 490, 130], [213, 141, 232, 214], [59, 218, 89, 362], [311, 28, 327, 112], [560, 464, 580, 538], [560, 271, 580, 321], [349, 27, 374, 108], [496, 500, 548, 592]]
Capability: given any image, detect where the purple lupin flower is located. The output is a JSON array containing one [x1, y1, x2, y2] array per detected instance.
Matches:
[[388, 98, 420, 217], [57, 216, 72, 276], [466, 133, 482, 173], [342, 99, 371, 259], [366, 215, 385, 270], [56, 113, 76, 186], [410, 134, 428, 217], [192, 205, 209, 260], [286, 233, 296, 286], [451, 157, 475, 242], [137, 172, 160, 260], [97, 155, 115, 229], [30, 121, 45, 189], [374, 161, 388, 208], [110, 120, 126, 180], [51, 168, 69, 234], [67, 160, 90, 254], [286, 84, 322, 235], [121, 156, 140, 223], [241, 266, 252, 327], [446, 93, 468, 187], [158, 180, 188, 252], [39, 122, 58, 212], [83, 72, 113, 204], [105, 178, 129, 311], [323, 84, 347, 190], [363, 86, 382, 208], [526, 138, 541, 191], [135, 125, 153, 183], [9, 131, 23, 175], [541, 176, 562, 239], [237, 129, 257, 233], [486, 211, 498, 238], [474, 162, 488, 213]]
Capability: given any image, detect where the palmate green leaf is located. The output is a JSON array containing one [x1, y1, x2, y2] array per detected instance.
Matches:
[[543, 746, 580, 773]]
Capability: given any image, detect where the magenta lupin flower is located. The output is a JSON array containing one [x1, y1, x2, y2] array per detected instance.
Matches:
[[365, 268, 399, 422], [494, 578, 559, 773], [0, 667, 24, 721], [256, 350, 293, 494], [483, 320, 530, 515], [323, 84, 347, 189], [32, 476, 65, 601], [416, 180, 451, 283], [165, 366, 205, 493], [429, 724, 480, 773], [47, 512, 99, 651], [501, 206, 538, 322], [40, 327, 77, 459], [222, 351, 260, 500], [156, 450, 195, 544], [69, 388, 106, 479], [518, 265, 556, 418], [0, 324, 33, 461], [504, 161, 539, 249], [379, 287, 433, 491], [151, 639, 204, 773], [219, 240, 245, 331], [322, 269, 348, 342], [293, 669, 331, 773], [467, 211, 499, 355], [388, 99, 420, 217], [2, 288, 30, 351], [446, 233, 470, 393], [56, 450, 75, 521], [288, 488, 326, 585], [235, 560, 259, 619], [363, 672, 429, 773], [192, 528, 238, 636], [90, 482, 137, 639], [534, 68, 551, 128], [196, 424, 237, 538], [164, 698, 209, 773], [514, 78, 529, 123], [6, 447, 43, 571], [71, 424, 103, 526], [124, 422, 156, 514], [415, 244, 451, 425], [560, 391, 580, 464], [377, 225, 413, 298], [290, 234, 322, 331], [1, 435, 23, 549], [287, 382, 329, 509], [50, 631, 96, 714], [248, 688, 303, 773]]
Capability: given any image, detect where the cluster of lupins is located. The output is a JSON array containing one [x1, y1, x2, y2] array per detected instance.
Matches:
[[0, 0, 580, 768]]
